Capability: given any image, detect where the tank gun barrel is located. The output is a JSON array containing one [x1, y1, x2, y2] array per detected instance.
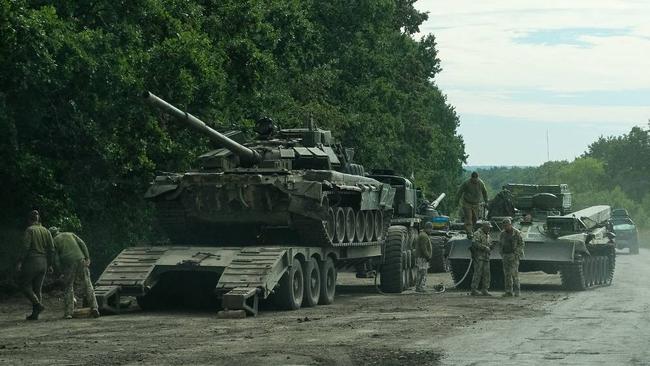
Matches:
[[143, 91, 261, 165], [431, 193, 446, 209]]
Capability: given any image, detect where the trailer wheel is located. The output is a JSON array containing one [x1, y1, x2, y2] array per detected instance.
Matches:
[[319, 257, 337, 305], [302, 258, 321, 307], [274, 258, 304, 310], [380, 226, 408, 293]]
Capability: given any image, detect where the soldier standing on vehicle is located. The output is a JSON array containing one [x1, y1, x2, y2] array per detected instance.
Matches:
[[471, 222, 493, 296], [456, 172, 489, 238], [499, 218, 525, 297], [415, 222, 433, 293], [49, 227, 100, 319], [18, 210, 54, 320]]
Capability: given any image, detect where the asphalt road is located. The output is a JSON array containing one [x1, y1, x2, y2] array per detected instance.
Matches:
[[436, 249, 650, 365]]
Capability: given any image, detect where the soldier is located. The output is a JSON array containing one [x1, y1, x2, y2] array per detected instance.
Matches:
[[414, 222, 433, 293], [18, 210, 54, 320], [470, 222, 493, 296], [456, 172, 488, 237], [499, 218, 525, 297], [49, 227, 100, 319]]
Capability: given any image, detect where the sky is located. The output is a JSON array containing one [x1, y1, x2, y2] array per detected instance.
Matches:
[[414, 1, 650, 166]]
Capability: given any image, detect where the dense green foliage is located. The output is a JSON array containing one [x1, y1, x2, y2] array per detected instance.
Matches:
[[0, 0, 465, 276], [475, 124, 650, 230]]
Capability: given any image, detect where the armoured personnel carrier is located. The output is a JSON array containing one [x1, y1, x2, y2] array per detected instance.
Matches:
[[448, 184, 616, 290], [94, 92, 405, 316]]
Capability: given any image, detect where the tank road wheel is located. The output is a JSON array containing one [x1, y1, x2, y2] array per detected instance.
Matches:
[[355, 210, 366, 242], [585, 256, 595, 287], [319, 257, 337, 305], [374, 211, 384, 240], [302, 258, 321, 307], [344, 208, 356, 242], [325, 208, 336, 242], [274, 258, 304, 310], [335, 208, 346, 243], [599, 257, 607, 285], [380, 226, 408, 293], [365, 211, 375, 242]]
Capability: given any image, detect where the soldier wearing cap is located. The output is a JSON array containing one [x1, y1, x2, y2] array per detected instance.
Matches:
[[470, 221, 493, 296], [414, 222, 433, 292], [50, 227, 100, 318], [499, 218, 525, 297], [18, 210, 54, 320]]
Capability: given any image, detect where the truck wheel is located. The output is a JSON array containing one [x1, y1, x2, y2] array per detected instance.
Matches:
[[302, 258, 321, 307], [630, 239, 639, 254], [319, 257, 337, 305], [380, 226, 408, 293], [274, 258, 304, 310], [429, 237, 448, 273]]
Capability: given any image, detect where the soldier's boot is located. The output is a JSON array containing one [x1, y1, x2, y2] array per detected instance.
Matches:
[[26, 303, 44, 320], [481, 290, 492, 296], [470, 289, 480, 296], [514, 282, 521, 297], [91, 308, 101, 318]]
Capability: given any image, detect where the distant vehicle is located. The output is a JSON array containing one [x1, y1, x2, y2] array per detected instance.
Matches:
[[611, 208, 639, 254]]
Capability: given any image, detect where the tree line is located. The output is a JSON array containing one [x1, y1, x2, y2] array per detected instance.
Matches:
[[0, 0, 465, 278]]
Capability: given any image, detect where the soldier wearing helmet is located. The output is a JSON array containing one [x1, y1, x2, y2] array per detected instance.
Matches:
[[470, 221, 494, 296]]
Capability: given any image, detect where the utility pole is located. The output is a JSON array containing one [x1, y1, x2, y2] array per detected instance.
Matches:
[[546, 129, 550, 162]]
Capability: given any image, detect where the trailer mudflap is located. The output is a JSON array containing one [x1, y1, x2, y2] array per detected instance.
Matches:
[[448, 238, 576, 262]]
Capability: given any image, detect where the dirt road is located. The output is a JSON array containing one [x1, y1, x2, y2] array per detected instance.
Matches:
[[0, 249, 645, 365]]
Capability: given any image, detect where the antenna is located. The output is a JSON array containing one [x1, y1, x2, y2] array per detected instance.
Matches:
[[546, 129, 550, 161]]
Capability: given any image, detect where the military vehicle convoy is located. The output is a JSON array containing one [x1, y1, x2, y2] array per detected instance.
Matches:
[[94, 92, 414, 316], [448, 184, 617, 291]]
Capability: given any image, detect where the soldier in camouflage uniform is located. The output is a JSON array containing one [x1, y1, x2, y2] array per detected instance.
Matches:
[[456, 172, 488, 238], [414, 222, 433, 292], [50, 227, 100, 318], [18, 210, 54, 320], [499, 218, 525, 297], [470, 222, 493, 296]]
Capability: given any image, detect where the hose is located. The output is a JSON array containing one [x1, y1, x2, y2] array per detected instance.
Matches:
[[373, 258, 474, 295]]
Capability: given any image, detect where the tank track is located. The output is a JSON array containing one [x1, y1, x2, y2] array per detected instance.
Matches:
[[293, 209, 393, 247], [428, 236, 449, 273], [560, 247, 615, 290]]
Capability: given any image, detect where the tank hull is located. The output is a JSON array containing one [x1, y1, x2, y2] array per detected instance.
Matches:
[[147, 170, 395, 247]]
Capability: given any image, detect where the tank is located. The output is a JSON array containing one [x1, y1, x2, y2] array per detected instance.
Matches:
[[143, 92, 395, 247], [448, 184, 616, 290]]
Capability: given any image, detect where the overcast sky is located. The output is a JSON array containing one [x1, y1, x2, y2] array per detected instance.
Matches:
[[415, 1, 650, 166]]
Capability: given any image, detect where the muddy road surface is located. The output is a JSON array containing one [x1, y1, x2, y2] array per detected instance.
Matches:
[[0, 249, 646, 365]]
